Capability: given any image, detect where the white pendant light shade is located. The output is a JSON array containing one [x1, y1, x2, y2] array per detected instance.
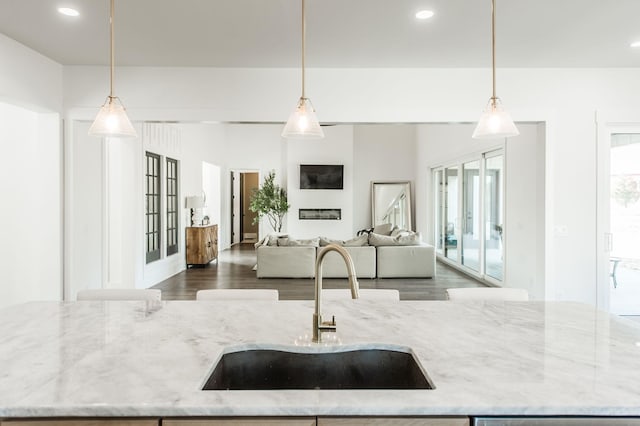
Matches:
[[88, 96, 137, 138], [473, 0, 518, 140], [472, 97, 519, 139], [89, 0, 136, 138], [282, 0, 324, 140], [282, 97, 324, 139]]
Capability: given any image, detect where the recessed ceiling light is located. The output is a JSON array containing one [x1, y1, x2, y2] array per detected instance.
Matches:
[[631, 41, 640, 48], [415, 10, 435, 20], [58, 7, 79, 17]]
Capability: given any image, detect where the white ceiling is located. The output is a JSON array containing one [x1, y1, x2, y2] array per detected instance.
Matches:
[[1, 0, 640, 68]]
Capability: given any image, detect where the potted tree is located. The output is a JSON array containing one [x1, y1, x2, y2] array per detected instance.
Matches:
[[249, 170, 290, 233]]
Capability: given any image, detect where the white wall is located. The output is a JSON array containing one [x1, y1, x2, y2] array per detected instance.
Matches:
[[416, 123, 545, 299], [0, 33, 62, 112], [0, 35, 63, 309], [65, 121, 228, 296], [353, 124, 417, 232], [286, 125, 354, 239], [203, 163, 221, 228], [0, 103, 61, 308], [222, 124, 286, 241], [62, 65, 640, 305]]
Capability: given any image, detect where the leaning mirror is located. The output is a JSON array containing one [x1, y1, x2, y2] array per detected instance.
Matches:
[[371, 181, 412, 231]]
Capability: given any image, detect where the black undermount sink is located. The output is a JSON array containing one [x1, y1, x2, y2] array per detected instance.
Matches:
[[202, 348, 434, 390]]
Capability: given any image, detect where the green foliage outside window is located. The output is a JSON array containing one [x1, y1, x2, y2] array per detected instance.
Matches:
[[613, 176, 640, 208]]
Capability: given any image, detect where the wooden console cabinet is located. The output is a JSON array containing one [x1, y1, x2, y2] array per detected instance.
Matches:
[[186, 225, 218, 267]]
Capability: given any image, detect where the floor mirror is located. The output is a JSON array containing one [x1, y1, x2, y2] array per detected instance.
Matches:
[[371, 181, 412, 230]]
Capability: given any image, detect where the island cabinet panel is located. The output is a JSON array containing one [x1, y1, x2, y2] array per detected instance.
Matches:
[[318, 418, 470, 426], [1, 421, 158, 426], [186, 224, 218, 266], [164, 419, 315, 426]]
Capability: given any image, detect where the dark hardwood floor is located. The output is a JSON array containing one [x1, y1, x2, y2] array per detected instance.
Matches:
[[153, 243, 488, 300]]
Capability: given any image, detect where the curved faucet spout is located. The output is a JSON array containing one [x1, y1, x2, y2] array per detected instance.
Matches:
[[313, 244, 360, 343]]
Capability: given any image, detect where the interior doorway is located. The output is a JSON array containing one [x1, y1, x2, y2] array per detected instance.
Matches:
[[230, 171, 259, 245]]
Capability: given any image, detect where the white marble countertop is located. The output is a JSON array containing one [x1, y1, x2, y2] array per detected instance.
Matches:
[[1, 299, 640, 418]]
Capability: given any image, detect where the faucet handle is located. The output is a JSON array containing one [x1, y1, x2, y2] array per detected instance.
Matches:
[[320, 315, 337, 331]]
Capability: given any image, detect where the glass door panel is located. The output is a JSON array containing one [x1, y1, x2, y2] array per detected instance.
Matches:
[[462, 160, 480, 272], [444, 167, 459, 261], [484, 154, 504, 280], [434, 169, 444, 254], [609, 133, 640, 314]]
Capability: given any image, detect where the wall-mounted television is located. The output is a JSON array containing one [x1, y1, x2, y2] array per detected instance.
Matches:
[[300, 164, 344, 190]]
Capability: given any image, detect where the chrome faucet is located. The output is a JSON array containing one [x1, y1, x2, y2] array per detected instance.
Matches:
[[313, 244, 360, 343]]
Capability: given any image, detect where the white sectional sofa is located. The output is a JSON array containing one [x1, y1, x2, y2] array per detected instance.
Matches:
[[255, 236, 435, 279], [317, 246, 377, 279], [376, 245, 436, 278], [256, 246, 316, 278]]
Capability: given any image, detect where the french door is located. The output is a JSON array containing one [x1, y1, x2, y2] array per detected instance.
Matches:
[[434, 150, 504, 283], [598, 126, 640, 314]]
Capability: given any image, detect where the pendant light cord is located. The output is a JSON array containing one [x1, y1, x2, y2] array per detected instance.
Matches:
[[491, 0, 496, 101], [110, 0, 115, 99], [301, 0, 306, 99]]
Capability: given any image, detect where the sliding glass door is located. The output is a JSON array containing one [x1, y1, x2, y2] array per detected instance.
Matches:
[[462, 160, 481, 272], [484, 153, 504, 281], [433, 149, 504, 282], [434, 170, 444, 255], [444, 167, 459, 262]]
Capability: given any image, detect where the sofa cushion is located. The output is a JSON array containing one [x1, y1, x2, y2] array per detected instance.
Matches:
[[377, 244, 435, 278], [257, 246, 316, 278], [278, 237, 320, 247], [368, 232, 422, 246], [372, 223, 394, 236], [319, 234, 368, 247], [317, 246, 376, 278]]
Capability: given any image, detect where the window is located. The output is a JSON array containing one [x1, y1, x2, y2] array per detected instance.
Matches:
[[166, 157, 179, 256], [145, 152, 161, 263]]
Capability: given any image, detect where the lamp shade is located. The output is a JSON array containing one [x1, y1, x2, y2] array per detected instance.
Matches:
[[88, 97, 137, 138], [282, 97, 324, 139], [185, 195, 205, 209], [472, 97, 519, 139]]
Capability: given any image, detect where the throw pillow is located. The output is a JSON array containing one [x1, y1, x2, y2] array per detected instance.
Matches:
[[390, 228, 411, 238], [396, 232, 422, 245], [268, 234, 287, 246], [320, 236, 344, 246], [279, 237, 320, 247], [368, 231, 422, 246], [372, 223, 394, 236], [368, 233, 396, 246], [343, 234, 369, 246], [254, 235, 269, 248]]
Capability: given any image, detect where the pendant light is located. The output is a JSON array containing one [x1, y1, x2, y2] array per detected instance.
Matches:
[[282, 0, 324, 139], [88, 0, 137, 138], [472, 0, 519, 139]]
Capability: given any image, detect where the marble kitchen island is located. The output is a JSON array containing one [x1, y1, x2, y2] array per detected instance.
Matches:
[[1, 299, 640, 423]]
